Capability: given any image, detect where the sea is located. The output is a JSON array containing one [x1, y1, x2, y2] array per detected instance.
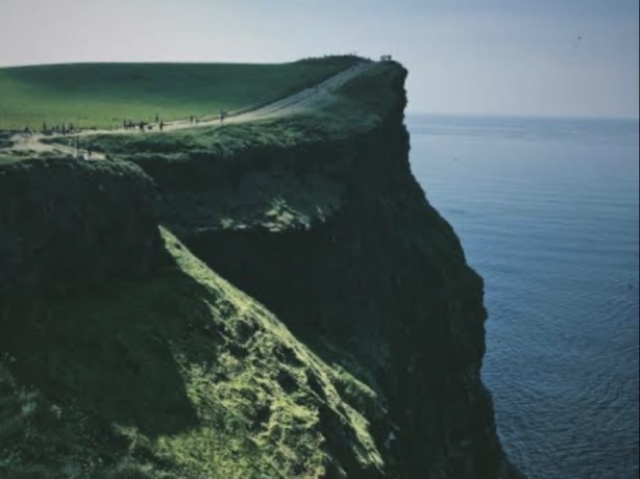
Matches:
[[407, 114, 639, 479]]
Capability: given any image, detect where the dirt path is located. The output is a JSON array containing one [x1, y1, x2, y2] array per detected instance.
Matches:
[[3, 61, 376, 160]]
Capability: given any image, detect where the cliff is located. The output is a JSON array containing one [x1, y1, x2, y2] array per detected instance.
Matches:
[[0, 159, 166, 299], [0, 62, 523, 478]]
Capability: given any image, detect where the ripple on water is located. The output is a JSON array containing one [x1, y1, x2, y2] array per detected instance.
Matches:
[[409, 115, 639, 479]]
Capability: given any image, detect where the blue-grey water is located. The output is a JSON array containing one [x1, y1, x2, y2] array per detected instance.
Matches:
[[407, 114, 639, 479]]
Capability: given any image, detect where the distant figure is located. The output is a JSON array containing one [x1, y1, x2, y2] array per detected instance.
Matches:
[[139, 121, 145, 132], [190, 115, 194, 124], [220, 109, 224, 124], [195, 118, 199, 125], [42, 121, 47, 133], [384, 431, 397, 450], [159, 121, 164, 131], [155, 113, 159, 123]]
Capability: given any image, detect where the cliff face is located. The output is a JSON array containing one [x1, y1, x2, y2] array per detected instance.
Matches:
[[0, 159, 166, 299], [0, 62, 523, 478], [147, 64, 522, 478], [0, 162, 388, 479], [184, 132, 497, 478]]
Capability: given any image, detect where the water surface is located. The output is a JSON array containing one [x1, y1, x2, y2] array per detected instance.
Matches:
[[407, 114, 639, 479]]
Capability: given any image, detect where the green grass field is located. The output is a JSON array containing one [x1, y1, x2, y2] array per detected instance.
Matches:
[[0, 56, 362, 130], [50, 62, 403, 156]]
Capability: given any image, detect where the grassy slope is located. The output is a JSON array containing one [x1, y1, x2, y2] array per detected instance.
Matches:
[[0, 229, 383, 479], [81, 61, 401, 156], [0, 56, 362, 130]]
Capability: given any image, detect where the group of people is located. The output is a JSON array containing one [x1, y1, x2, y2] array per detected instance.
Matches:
[[40, 122, 76, 135], [24, 109, 230, 138], [187, 109, 227, 126], [19, 123, 77, 135], [123, 119, 164, 131]]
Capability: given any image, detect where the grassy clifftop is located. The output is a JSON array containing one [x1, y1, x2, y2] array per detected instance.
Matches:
[[0, 56, 361, 129], [77, 61, 406, 159], [55, 62, 408, 233]]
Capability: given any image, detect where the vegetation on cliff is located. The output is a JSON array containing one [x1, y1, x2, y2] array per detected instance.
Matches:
[[0, 160, 385, 478], [0, 56, 361, 130], [43, 62, 408, 233], [0, 159, 164, 299], [66, 61, 403, 157]]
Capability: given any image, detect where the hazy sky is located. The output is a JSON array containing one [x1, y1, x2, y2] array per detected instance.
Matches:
[[1, 0, 638, 118]]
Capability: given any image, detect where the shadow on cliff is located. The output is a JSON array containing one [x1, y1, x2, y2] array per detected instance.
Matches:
[[0, 157, 211, 438], [175, 119, 504, 477], [0, 253, 232, 439]]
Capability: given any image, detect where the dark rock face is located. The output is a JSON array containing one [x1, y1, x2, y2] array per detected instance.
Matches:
[[0, 158, 166, 299], [155, 71, 523, 477]]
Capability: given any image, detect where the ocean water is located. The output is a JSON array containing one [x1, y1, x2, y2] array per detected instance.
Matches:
[[407, 114, 639, 479]]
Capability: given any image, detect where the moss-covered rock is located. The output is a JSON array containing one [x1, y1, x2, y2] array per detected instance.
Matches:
[[1, 228, 388, 478], [0, 158, 167, 300]]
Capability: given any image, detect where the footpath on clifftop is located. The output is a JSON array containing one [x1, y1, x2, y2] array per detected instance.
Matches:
[[2, 59, 376, 160]]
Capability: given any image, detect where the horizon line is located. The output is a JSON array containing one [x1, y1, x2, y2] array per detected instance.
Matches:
[[405, 111, 640, 122]]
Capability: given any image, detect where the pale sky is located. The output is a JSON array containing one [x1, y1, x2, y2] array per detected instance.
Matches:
[[1, 0, 638, 119]]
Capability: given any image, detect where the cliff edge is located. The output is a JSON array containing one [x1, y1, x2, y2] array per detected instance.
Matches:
[[0, 61, 524, 478]]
